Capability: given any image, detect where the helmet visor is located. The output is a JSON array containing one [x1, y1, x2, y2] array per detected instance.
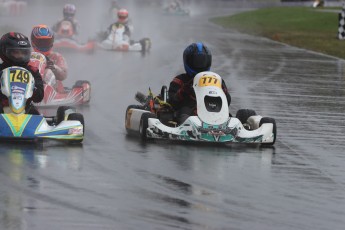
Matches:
[[34, 45, 52, 53], [64, 12, 75, 19], [33, 38, 53, 52], [6, 47, 31, 64], [189, 53, 211, 71]]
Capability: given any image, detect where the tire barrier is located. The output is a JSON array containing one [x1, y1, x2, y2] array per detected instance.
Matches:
[[338, 7, 345, 40]]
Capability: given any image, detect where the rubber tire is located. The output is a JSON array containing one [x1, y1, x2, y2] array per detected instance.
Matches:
[[139, 112, 156, 141], [236, 109, 257, 124], [259, 117, 277, 146], [57, 106, 76, 124], [73, 80, 90, 87], [140, 38, 151, 54], [72, 80, 91, 103], [67, 112, 85, 143], [160, 85, 168, 101], [125, 105, 144, 134]]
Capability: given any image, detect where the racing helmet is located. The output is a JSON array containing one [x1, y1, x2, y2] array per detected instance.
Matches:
[[0, 32, 31, 67], [183, 42, 212, 77], [31, 24, 55, 56], [117, 8, 129, 23], [63, 3, 76, 20]]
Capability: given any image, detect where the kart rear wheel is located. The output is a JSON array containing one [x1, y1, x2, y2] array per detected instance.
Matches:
[[125, 105, 144, 134], [67, 112, 85, 143], [139, 112, 156, 141], [73, 80, 91, 88], [73, 80, 91, 104], [259, 117, 277, 146], [57, 106, 77, 124], [139, 38, 151, 54], [236, 109, 257, 125]]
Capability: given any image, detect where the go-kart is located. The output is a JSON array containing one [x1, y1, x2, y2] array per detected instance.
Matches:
[[0, 66, 84, 143], [97, 23, 151, 53], [29, 52, 91, 107], [162, 5, 190, 16], [125, 71, 276, 146], [53, 20, 96, 53]]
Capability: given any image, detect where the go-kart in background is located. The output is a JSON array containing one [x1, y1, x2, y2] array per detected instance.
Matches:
[[1, 0, 345, 230]]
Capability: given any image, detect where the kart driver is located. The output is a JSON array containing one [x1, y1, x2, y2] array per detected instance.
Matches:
[[168, 42, 231, 124], [52, 3, 79, 39], [31, 24, 68, 84], [0, 32, 44, 114], [104, 8, 133, 39]]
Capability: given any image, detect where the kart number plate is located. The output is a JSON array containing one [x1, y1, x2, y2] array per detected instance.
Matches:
[[198, 76, 221, 88], [10, 69, 31, 84]]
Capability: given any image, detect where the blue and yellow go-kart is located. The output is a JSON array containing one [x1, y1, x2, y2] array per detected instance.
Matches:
[[0, 66, 84, 143]]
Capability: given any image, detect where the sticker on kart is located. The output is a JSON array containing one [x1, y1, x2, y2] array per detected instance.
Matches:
[[198, 75, 221, 88]]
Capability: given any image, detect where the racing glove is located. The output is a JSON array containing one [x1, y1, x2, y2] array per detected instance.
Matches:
[[46, 58, 56, 71]]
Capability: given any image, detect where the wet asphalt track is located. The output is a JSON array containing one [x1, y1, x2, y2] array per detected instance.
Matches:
[[1, 1, 345, 229]]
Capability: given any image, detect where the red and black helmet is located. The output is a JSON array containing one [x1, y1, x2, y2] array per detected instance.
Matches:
[[0, 32, 31, 67], [31, 24, 55, 56]]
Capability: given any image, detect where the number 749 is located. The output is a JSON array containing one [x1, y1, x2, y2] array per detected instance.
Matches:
[[10, 69, 30, 83]]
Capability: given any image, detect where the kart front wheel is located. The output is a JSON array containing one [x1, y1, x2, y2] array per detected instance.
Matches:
[[67, 112, 85, 143], [259, 117, 277, 146], [57, 106, 77, 124], [236, 109, 257, 125], [139, 112, 155, 141]]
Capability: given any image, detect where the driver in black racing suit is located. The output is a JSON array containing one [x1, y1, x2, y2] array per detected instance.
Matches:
[[168, 42, 231, 124], [0, 32, 44, 114]]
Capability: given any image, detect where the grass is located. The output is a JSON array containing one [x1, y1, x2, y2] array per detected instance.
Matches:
[[210, 7, 345, 59]]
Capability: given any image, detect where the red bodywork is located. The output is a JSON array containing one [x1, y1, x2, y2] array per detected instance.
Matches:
[[29, 52, 91, 107], [54, 38, 95, 53]]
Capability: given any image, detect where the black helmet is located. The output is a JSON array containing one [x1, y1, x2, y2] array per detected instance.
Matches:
[[183, 42, 212, 77], [0, 32, 31, 67]]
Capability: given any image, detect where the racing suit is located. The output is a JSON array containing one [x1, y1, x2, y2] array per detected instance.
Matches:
[[0, 63, 44, 114], [100, 22, 133, 50], [107, 21, 133, 39], [45, 51, 68, 93], [168, 73, 231, 123], [46, 51, 68, 81]]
